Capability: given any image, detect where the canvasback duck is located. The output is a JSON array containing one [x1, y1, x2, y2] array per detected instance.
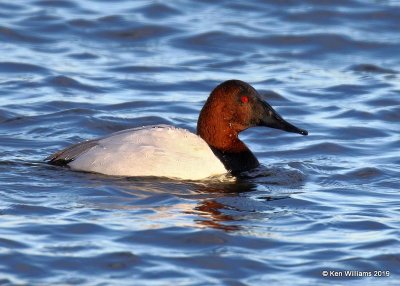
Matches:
[[47, 80, 308, 180]]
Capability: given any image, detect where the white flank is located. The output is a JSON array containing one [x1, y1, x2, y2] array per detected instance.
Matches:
[[68, 125, 227, 180]]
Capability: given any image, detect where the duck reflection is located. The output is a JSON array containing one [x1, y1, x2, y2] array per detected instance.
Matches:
[[189, 180, 251, 231], [79, 171, 295, 233], [186, 179, 286, 232], [191, 199, 240, 231]]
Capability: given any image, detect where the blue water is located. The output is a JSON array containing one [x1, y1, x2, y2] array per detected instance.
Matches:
[[1, 1, 400, 285]]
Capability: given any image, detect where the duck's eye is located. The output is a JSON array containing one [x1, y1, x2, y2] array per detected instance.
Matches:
[[241, 96, 249, 104]]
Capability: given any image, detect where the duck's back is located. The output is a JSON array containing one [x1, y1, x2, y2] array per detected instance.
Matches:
[[49, 125, 227, 180]]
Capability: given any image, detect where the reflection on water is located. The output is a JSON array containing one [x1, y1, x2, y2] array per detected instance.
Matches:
[[77, 169, 305, 236], [193, 199, 240, 231]]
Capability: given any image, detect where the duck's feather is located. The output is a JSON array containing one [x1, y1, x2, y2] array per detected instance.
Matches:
[[47, 125, 227, 180], [47, 126, 154, 164]]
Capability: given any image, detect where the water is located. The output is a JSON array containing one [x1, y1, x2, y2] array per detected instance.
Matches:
[[1, 0, 399, 285]]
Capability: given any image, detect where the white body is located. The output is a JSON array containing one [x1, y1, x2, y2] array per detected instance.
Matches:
[[68, 125, 227, 180]]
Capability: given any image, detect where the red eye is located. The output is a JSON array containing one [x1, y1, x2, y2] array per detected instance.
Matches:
[[241, 96, 249, 103]]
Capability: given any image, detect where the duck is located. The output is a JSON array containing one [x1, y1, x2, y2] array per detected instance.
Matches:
[[47, 80, 308, 180]]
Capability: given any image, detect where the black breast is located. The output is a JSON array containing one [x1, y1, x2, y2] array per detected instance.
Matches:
[[211, 147, 259, 175]]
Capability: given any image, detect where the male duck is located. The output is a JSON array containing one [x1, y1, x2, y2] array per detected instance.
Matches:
[[47, 80, 308, 180]]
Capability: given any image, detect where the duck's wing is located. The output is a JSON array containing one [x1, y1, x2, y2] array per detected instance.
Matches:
[[46, 125, 172, 166], [46, 139, 99, 165]]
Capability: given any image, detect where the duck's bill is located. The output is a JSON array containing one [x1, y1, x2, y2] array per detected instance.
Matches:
[[260, 103, 308, 136]]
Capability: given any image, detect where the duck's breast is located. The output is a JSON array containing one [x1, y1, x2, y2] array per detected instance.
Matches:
[[68, 125, 227, 180]]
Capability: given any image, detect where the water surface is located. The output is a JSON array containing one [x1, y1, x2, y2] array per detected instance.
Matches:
[[0, 0, 399, 285]]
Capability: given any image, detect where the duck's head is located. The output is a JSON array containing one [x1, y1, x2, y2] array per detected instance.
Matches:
[[197, 80, 308, 151]]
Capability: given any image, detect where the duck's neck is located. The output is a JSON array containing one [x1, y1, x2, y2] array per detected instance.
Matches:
[[197, 121, 259, 174]]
